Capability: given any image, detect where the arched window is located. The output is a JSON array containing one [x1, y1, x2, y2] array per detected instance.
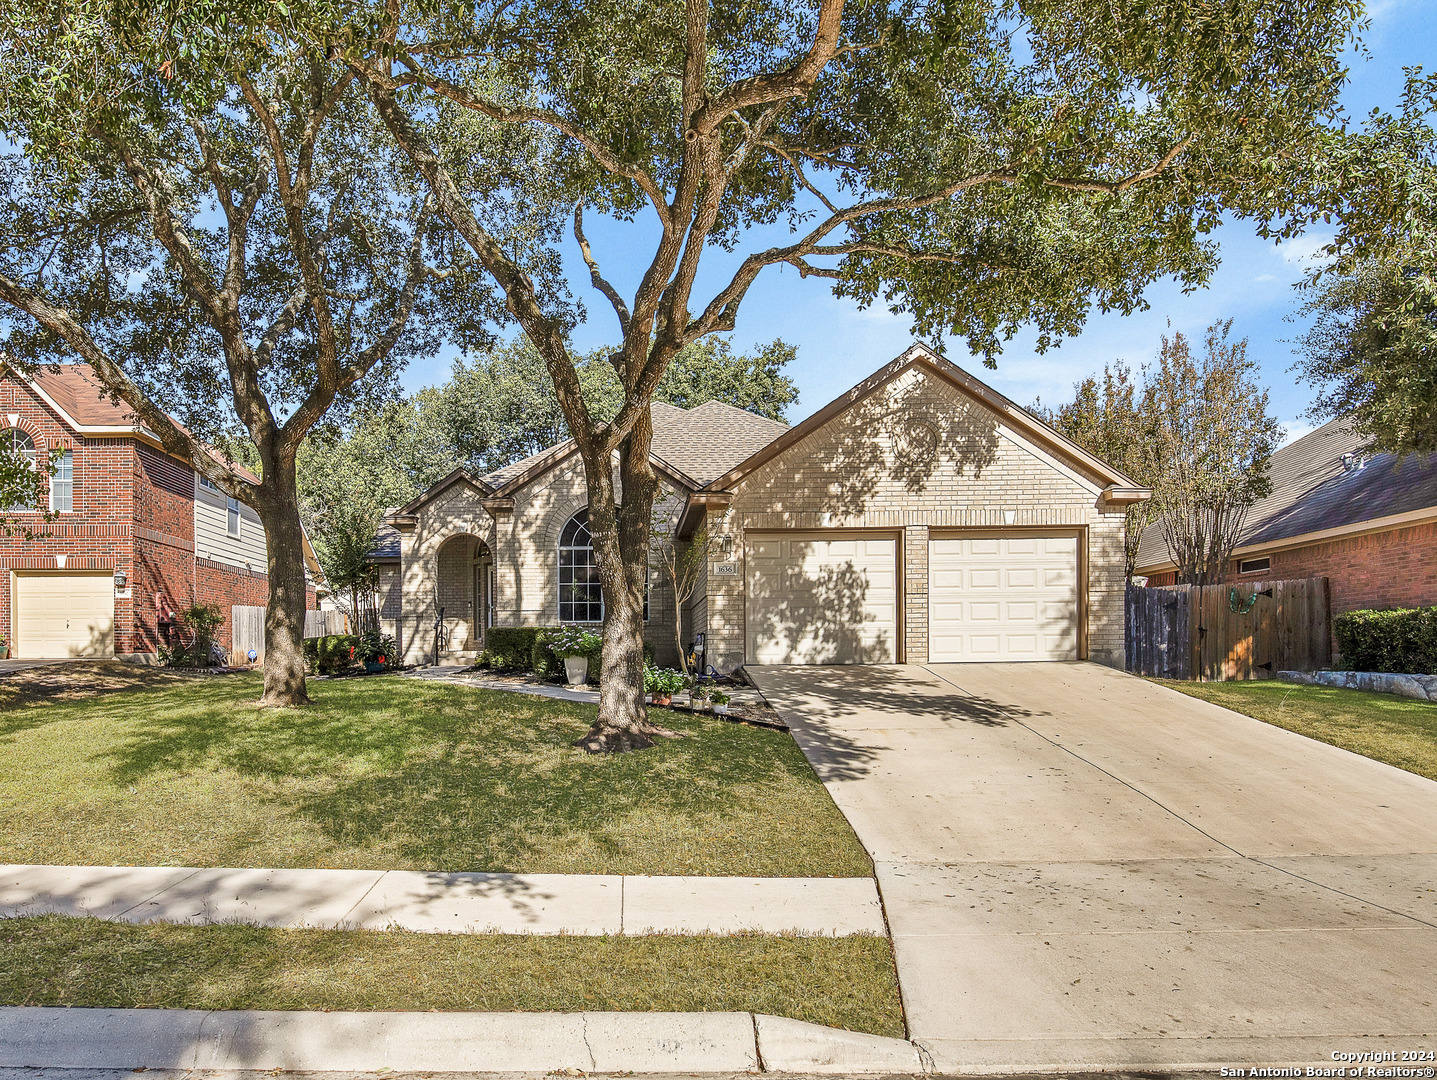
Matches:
[[2, 429, 37, 512], [557, 508, 603, 623]]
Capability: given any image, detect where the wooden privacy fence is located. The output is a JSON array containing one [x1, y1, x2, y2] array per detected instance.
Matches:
[[1125, 577, 1331, 681], [230, 606, 348, 663]]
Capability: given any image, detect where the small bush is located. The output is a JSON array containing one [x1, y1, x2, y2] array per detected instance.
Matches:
[[484, 627, 560, 672], [531, 629, 564, 682], [1334, 607, 1437, 674], [303, 634, 361, 675]]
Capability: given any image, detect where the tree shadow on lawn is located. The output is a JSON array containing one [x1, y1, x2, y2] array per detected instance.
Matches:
[[91, 675, 847, 874]]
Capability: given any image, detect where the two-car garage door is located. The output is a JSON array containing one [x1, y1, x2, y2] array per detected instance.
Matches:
[[11, 571, 115, 659], [744, 531, 1079, 664]]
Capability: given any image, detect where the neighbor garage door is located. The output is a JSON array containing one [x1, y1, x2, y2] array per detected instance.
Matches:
[[12, 571, 115, 659], [746, 534, 898, 664], [928, 534, 1079, 662]]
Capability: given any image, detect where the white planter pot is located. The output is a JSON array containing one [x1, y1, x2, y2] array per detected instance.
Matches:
[[713, 703, 729, 716], [563, 655, 589, 686]]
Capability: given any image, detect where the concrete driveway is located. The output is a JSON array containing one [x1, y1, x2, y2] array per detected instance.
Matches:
[[748, 662, 1437, 1073]]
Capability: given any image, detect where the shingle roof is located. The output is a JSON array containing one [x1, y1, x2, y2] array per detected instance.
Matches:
[[30, 364, 138, 425], [369, 513, 402, 559], [1135, 419, 1437, 571], [478, 399, 789, 491]]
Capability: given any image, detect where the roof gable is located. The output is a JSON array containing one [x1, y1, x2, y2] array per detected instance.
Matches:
[[702, 343, 1144, 494]]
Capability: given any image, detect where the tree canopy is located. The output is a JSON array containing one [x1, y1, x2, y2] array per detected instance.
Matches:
[[1292, 70, 1437, 458]]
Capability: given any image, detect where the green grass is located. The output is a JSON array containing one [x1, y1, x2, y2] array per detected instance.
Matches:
[[0, 915, 904, 1036], [1156, 679, 1437, 782], [0, 673, 871, 876]]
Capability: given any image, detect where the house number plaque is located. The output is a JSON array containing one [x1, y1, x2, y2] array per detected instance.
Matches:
[[712, 562, 738, 577]]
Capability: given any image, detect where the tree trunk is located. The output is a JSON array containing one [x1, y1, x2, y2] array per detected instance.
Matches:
[[254, 452, 311, 708], [574, 408, 671, 753]]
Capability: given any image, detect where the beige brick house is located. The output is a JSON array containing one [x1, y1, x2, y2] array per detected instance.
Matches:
[[377, 344, 1148, 670]]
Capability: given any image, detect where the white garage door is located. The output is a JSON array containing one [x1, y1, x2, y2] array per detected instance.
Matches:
[[13, 572, 115, 659], [746, 535, 898, 664], [929, 535, 1079, 662]]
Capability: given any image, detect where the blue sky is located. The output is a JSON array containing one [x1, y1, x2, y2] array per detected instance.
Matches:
[[399, 1, 1434, 445]]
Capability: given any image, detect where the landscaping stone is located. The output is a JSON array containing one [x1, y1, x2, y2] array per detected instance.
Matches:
[[1278, 670, 1437, 702]]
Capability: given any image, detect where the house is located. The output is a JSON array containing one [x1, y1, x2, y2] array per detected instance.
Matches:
[[378, 344, 1147, 671], [1134, 418, 1437, 618], [0, 363, 322, 661]]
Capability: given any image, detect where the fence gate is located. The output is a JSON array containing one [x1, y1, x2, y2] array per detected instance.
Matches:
[[1125, 577, 1331, 681]]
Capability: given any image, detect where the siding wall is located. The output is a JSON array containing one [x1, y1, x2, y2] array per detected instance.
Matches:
[[193, 478, 267, 570]]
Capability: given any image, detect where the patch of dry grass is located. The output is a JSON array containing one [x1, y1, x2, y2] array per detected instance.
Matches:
[[0, 915, 905, 1037], [0, 672, 871, 876]]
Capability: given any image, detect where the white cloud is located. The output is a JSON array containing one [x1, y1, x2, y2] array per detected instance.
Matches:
[[1253, 273, 1277, 283], [1275, 233, 1335, 266], [1279, 419, 1318, 447]]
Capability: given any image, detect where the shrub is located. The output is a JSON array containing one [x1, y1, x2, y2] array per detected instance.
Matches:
[[303, 634, 361, 675], [162, 603, 225, 668], [484, 627, 563, 672], [355, 629, 398, 669], [531, 629, 564, 682], [1334, 607, 1437, 674]]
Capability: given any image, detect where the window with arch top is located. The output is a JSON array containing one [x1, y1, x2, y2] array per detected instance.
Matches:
[[3, 428, 37, 512], [558, 508, 604, 623]]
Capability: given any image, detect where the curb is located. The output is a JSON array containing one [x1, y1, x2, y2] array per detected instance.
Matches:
[[0, 1008, 931, 1074]]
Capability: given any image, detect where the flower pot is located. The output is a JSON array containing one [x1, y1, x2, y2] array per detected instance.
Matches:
[[564, 655, 590, 686], [0, 645, 9, 660], [713, 703, 729, 716], [655, 693, 672, 706], [363, 660, 384, 674]]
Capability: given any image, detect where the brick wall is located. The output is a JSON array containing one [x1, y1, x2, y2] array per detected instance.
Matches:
[[703, 364, 1129, 670], [194, 556, 272, 651], [1231, 521, 1437, 618], [0, 379, 139, 655]]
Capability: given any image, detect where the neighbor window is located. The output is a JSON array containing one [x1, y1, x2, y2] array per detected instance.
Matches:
[[227, 496, 241, 537], [199, 474, 219, 491], [557, 508, 603, 623], [2, 428, 37, 511], [48, 449, 72, 513], [1238, 556, 1271, 575]]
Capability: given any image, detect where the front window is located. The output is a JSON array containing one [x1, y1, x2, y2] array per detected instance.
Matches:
[[558, 508, 603, 623], [227, 497, 241, 537], [2, 428, 38, 511], [49, 449, 72, 513]]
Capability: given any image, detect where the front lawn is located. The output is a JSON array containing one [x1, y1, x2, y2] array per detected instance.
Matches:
[[1156, 679, 1437, 782], [0, 915, 903, 1037], [0, 673, 870, 876]]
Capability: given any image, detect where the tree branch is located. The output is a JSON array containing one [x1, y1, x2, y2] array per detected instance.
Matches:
[[574, 203, 631, 335]]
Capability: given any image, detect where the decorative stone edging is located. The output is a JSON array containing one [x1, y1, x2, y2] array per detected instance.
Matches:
[[1278, 669, 1437, 702]]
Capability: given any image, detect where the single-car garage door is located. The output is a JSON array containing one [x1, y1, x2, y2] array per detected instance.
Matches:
[[929, 534, 1078, 662], [746, 534, 897, 664], [13, 571, 115, 659]]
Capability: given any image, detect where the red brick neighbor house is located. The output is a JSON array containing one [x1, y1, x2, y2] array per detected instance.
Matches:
[[1134, 419, 1437, 618], [0, 363, 322, 661]]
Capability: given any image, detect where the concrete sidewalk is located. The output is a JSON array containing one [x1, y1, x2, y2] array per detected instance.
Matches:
[[0, 864, 884, 936], [0, 1008, 929, 1074]]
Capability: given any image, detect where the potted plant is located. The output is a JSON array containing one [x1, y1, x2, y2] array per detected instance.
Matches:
[[553, 626, 602, 686], [710, 689, 731, 716], [689, 676, 712, 712], [644, 664, 683, 706], [0, 634, 8, 660], [355, 630, 398, 673]]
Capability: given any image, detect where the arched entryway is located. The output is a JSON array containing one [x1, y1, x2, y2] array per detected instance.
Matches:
[[434, 533, 493, 659]]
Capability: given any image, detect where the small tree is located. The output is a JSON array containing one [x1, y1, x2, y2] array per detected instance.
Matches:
[[1035, 362, 1159, 583], [650, 506, 715, 676], [1148, 322, 1280, 585]]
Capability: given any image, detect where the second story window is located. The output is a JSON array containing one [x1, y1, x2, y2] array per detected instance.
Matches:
[[227, 496, 241, 537], [199, 474, 219, 491], [2, 428, 38, 512], [49, 450, 72, 513]]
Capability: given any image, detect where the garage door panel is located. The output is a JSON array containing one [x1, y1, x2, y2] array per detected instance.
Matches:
[[746, 535, 897, 665], [14, 572, 115, 659], [929, 535, 1079, 663]]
